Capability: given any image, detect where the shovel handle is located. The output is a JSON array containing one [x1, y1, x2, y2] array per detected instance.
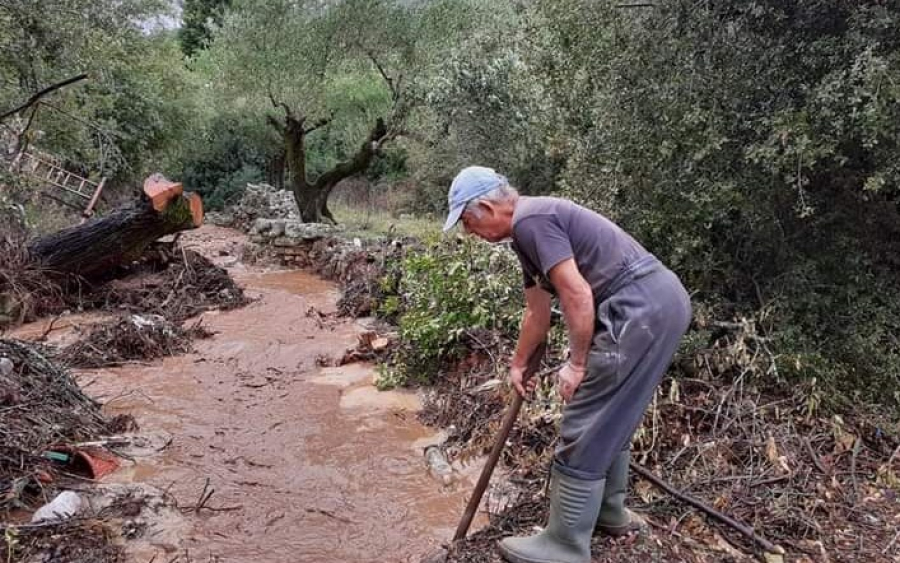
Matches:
[[452, 342, 547, 542]]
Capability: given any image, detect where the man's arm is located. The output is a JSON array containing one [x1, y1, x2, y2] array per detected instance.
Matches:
[[548, 259, 595, 400], [509, 285, 552, 396]]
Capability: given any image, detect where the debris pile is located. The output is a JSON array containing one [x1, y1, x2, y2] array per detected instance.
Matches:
[[0, 215, 70, 327], [86, 248, 250, 322], [299, 237, 406, 318], [58, 314, 213, 368], [1, 484, 179, 563], [0, 339, 118, 513], [429, 352, 900, 562]]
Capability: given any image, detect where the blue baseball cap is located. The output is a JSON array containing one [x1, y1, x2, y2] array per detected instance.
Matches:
[[443, 166, 508, 232]]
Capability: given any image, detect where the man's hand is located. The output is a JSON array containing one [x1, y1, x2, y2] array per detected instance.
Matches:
[[510, 364, 538, 397], [557, 362, 586, 402]]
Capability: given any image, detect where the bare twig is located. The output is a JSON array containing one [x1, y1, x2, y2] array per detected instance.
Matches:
[[631, 462, 784, 555], [305, 507, 353, 524], [804, 437, 827, 474], [884, 529, 900, 555], [850, 437, 862, 505]]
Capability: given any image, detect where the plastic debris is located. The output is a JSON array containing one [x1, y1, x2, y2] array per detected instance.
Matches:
[[31, 491, 83, 523], [425, 446, 453, 486], [0, 357, 13, 376]]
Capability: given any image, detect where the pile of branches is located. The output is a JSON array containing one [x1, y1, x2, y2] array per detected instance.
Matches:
[[0, 339, 118, 513], [629, 373, 900, 561], [301, 237, 410, 318], [1, 517, 125, 563], [58, 314, 213, 369], [433, 326, 900, 562], [0, 213, 71, 326], [0, 487, 162, 563], [85, 246, 250, 322]]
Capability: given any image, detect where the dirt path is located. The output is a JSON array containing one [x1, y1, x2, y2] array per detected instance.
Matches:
[[67, 226, 478, 562]]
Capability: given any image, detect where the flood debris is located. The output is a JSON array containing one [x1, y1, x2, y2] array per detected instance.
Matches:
[[57, 314, 213, 368], [2, 484, 183, 563], [422, 353, 900, 562], [0, 339, 117, 513], [338, 329, 396, 365], [0, 218, 70, 327], [0, 338, 189, 563], [2, 223, 250, 332], [425, 445, 454, 486], [84, 246, 251, 322], [31, 491, 84, 523]]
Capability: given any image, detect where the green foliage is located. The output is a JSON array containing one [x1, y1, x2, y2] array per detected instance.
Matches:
[[384, 0, 900, 406], [181, 114, 277, 209], [179, 0, 232, 57], [529, 0, 900, 404], [376, 238, 523, 388], [0, 1, 199, 189]]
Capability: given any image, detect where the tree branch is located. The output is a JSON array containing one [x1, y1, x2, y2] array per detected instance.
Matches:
[[267, 88, 294, 120], [630, 462, 784, 555], [360, 46, 398, 101], [303, 116, 332, 135], [266, 114, 285, 133], [0, 73, 88, 122], [311, 117, 387, 190]]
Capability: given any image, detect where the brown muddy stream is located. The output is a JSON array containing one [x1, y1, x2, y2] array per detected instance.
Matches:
[[28, 227, 484, 563]]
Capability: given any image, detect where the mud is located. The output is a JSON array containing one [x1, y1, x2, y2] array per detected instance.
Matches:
[[74, 226, 483, 563]]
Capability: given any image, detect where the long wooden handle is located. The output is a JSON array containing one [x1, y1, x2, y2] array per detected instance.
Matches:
[[452, 342, 547, 542]]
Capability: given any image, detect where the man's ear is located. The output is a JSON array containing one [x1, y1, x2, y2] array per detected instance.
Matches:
[[479, 199, 498, 215]]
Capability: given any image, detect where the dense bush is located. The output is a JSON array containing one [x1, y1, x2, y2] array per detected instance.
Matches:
[[535, 0, 900, 404], [376, 237, 526, 388], [398, 0, 900, 407], [180, 116, 277, 210]]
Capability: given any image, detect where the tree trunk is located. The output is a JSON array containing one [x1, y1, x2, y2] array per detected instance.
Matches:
[[278, 108, 388, 224], [28, 174, 204, 279], [267, 150, 285, 190]]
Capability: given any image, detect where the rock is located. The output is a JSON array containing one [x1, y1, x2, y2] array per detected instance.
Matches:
[[0, 357, 13, 377], [250, 218, 272, 236]]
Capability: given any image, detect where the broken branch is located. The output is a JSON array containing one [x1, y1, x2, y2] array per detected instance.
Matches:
[[0, 73, 89, 122], [630, 462, 784, 556]]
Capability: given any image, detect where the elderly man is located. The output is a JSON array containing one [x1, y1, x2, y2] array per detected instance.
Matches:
[[443, 166, 692, 563]]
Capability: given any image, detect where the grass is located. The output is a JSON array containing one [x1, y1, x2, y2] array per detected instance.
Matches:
[[331, 201, 442, 241]]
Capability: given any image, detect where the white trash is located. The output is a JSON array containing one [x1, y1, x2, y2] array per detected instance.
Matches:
[[31, 491, 84, 523], [0, 357, 13, 377], [425, 446, 454, 486]]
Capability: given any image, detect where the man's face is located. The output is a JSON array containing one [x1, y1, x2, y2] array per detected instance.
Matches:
[[460, 202, 509, 243]]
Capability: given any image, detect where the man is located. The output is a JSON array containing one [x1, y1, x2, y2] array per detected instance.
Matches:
[[443, 166, 692, 563]]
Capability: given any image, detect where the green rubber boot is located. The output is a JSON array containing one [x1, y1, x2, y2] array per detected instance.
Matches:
[[595, 448, 645, 536], [499, 468, 604, 563]]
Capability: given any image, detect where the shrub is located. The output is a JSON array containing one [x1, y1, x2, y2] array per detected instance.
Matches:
[[376, 237, 525, 388]]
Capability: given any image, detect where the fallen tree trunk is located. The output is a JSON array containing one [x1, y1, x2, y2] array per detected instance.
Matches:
[[28, 174, 204, 279]]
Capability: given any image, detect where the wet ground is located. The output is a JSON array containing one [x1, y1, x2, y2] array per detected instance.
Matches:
[[26, 226, 482, 562]]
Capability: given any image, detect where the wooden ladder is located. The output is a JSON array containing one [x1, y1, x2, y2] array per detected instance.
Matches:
[[8, 149, 106, 223]]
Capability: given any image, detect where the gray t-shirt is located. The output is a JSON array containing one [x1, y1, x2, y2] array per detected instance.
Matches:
[[510, 196, 650, 300]]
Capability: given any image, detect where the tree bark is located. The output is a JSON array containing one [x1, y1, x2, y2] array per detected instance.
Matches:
[[28, 175, 204, 279]]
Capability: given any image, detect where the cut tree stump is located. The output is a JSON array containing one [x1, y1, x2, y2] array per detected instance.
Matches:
[[28, 174, 204, 279]]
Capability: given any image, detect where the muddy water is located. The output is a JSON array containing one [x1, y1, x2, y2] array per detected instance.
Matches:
[[70, 227, 483, 563]]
